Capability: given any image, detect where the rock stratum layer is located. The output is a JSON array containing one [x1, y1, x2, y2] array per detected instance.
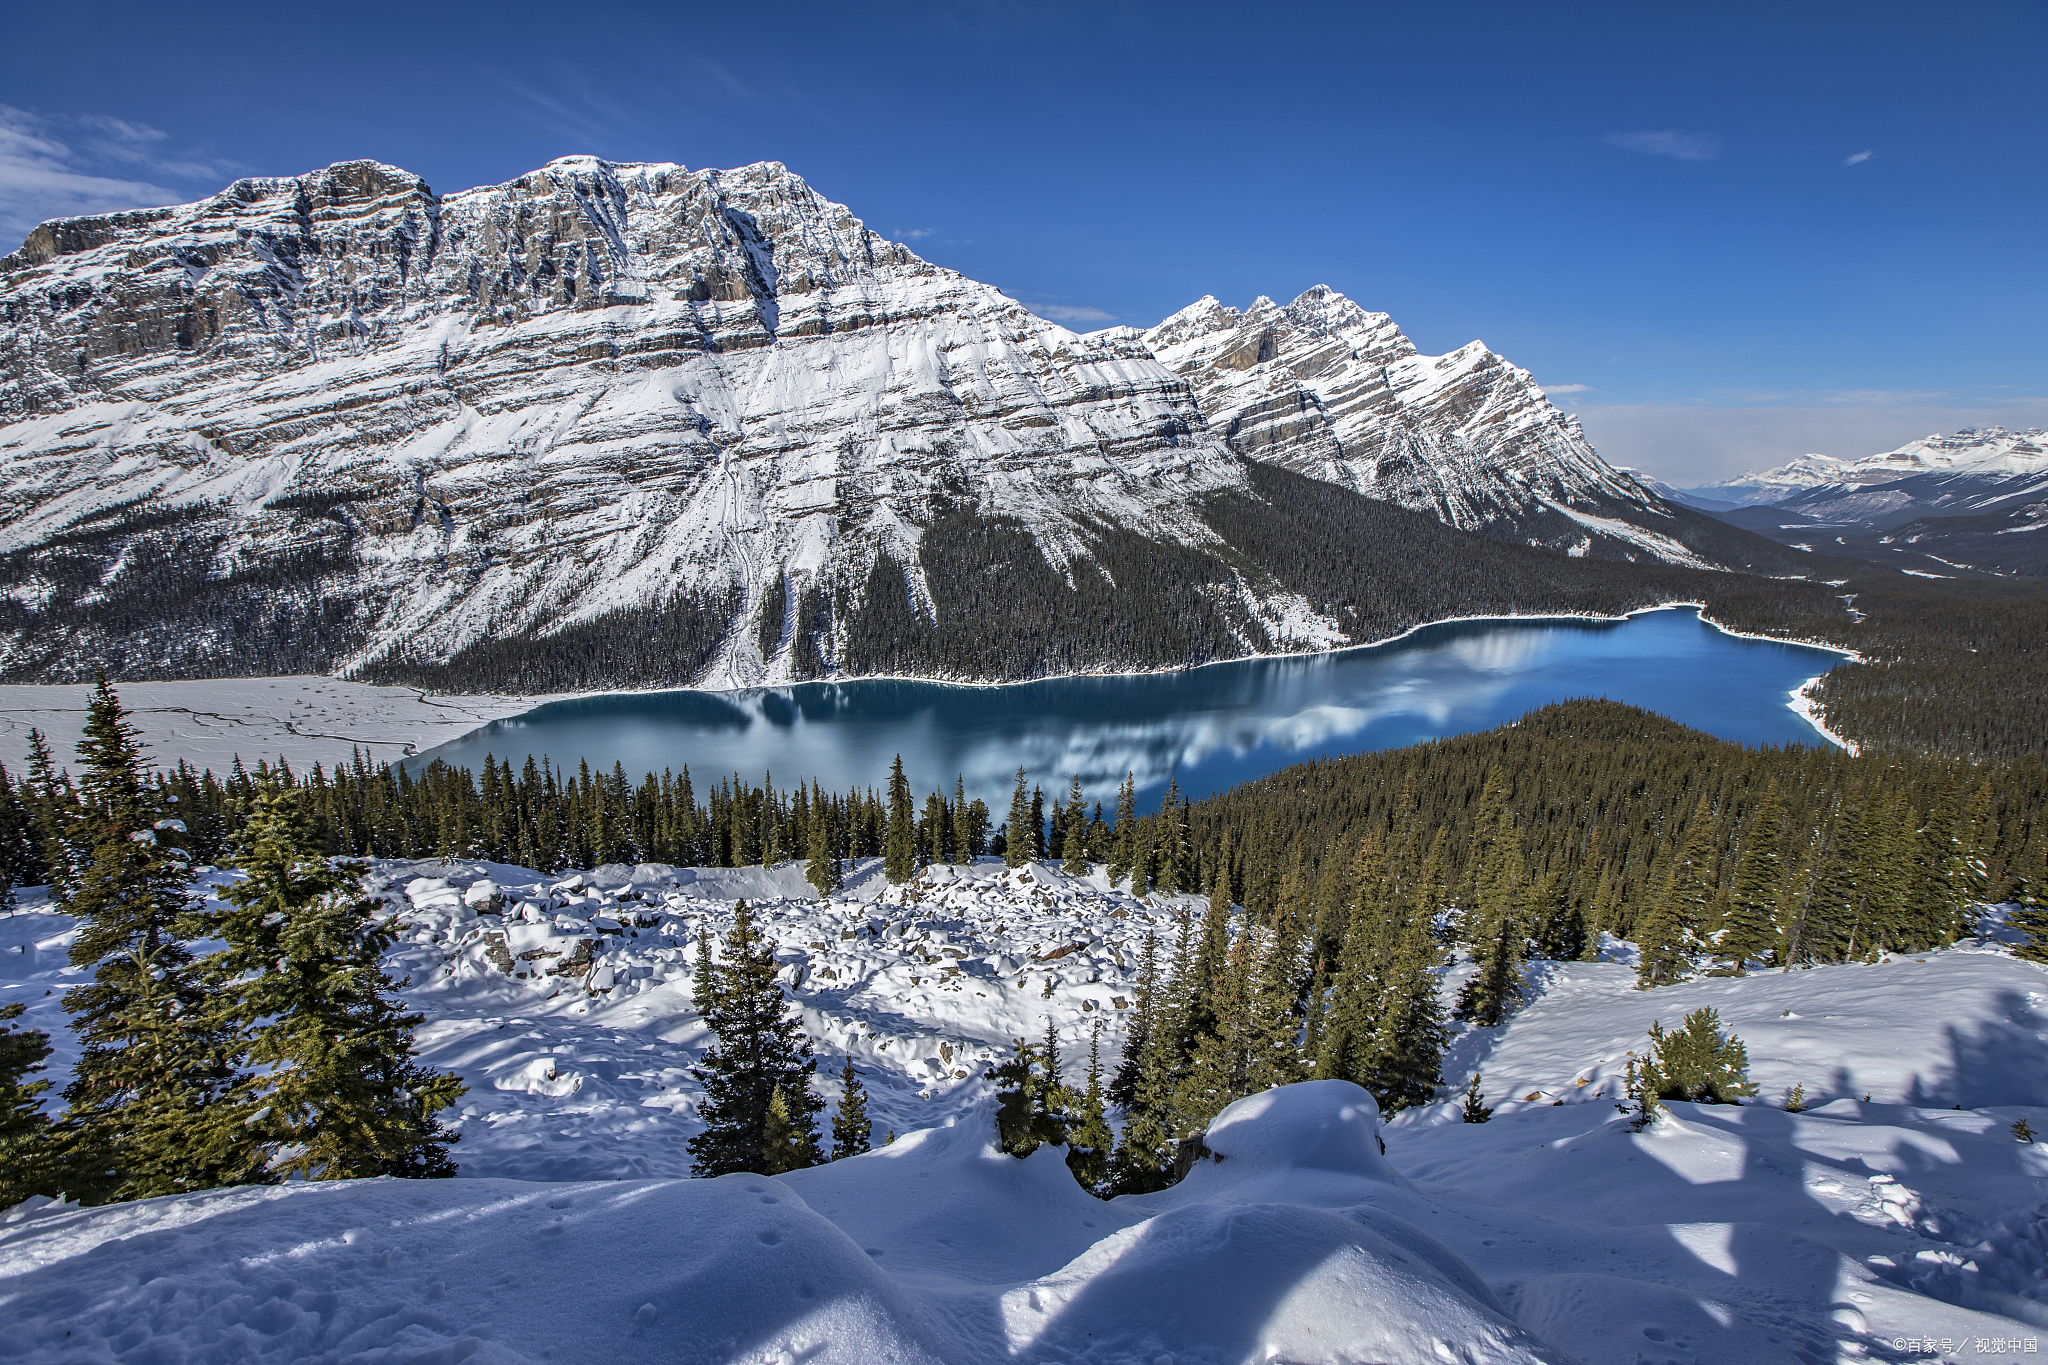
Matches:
[[0, 157, 1789, 689]]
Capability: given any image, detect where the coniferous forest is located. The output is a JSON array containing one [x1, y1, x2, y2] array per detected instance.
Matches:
[[4, 676, 2044, 1202]]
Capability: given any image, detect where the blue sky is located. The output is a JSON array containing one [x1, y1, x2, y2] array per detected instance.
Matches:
[[3, 0, 2041, 481]]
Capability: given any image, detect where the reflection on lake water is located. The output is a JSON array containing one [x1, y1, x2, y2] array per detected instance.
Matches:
[[413, 608, 1846, 814]]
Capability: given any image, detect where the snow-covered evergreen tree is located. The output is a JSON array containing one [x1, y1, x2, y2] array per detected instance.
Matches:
[[205, 783, 464, 1182], [688, 899, 824, 1176], [0, 1001, 54, 1204], [59, 678, 232, 1203], [884, 754, 915, 884], [831, 1059, 872, 1160], [1004, 767, 1032, 869]]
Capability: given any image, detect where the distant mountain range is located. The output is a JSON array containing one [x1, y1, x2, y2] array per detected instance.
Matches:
[[1667, 428, 2048, 578], [0, 157, 1806, 688]]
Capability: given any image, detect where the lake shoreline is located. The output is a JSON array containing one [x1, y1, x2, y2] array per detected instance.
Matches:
[[0, 602, 1856, 775]]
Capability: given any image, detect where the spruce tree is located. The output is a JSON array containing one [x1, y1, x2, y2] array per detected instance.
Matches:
[[1108, 930, 1158, 1111], [1062, 776, 1090, 876], [1064, 1022, 1114, 1193], [1107, 772, 1137, 888], [1365, 892, 1449, 1115], [951, 776, 972, 864], [831, 1058, 872, 1159], [0, 1001, 54, 1204], [1317, 835, 1390, 1083], [1155, 780, 1187, 895], [884, 755, 915, 884], [992, 1034, 1068, 1157], [1718, 781, 1785, 969], [1638, 797, 1716, 987], [205, 783, 464, 1182], [1643, 1008, 1760, 1104], [688, 900, 824, 1175], [1454, 803, 1527, 1026], [59, 678, 232, 1203], [806, 785, 837, 895], [23, 729, 75, 897], [1004, 767, 1032, 868]]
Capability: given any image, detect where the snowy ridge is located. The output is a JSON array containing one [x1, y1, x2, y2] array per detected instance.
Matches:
[[1142, 287, 1674, 556], [1687, 427, 2048, 508]]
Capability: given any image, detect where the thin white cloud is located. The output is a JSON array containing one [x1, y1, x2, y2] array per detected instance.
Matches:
[[1603, 129, 1722, 162], [1028, 303, 1117, 323], [0, 105, 222, 246], [897, 227, 937, 240], [1542, 383, 1592, 395], [1844, 150, 1873, 166]]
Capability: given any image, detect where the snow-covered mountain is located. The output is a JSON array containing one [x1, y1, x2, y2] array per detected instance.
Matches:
[[0, 158, 1780, 688], [1682, 429, 2048, 577], [1684, 427, 2048, 508], [1140, 288, 1705, 560]]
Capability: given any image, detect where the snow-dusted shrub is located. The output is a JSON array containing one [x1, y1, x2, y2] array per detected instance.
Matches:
[[1643, 1007, 1760, 1105]]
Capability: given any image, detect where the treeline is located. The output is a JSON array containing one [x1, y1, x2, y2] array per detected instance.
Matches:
[[0, 682, 462, 1208], [1177, 700, 2046, 976]]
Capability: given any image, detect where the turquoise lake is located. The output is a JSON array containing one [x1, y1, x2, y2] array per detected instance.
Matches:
[[414, 608, 1847, 814]]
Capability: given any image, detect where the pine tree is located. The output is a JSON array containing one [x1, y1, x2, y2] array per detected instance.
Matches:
[[1317, 835, 1390, 1083], [1454, 789, 1527, 1024], [951, 776, 972, 865], [831, 1059, 872, 1160], [0, 1001, 54, 1204], [1718, 780, 1784, 969], [1638, 797, 1716, 987], [205, 783, 464, 1182], [23, 729, 75, 897], [1004, 767, 1032, 868], [806, 782, 837, 895], [688, 900, 824, 1175], [1642, 1008, 1759, 1105], [1365, 892, 1449, 1115], [59, 678, 232, 1203], [883, 755, 915, 884], [1155, 780, 1188, 895], [1460, 1073, 1493, 1123], [1064, 1022, 1114, 1193], [1107, 771, 1137, 888], [1062, 776, 1090, 876], [992, 1034, 1068, 1157], [1108, 930, 1158, 1112]]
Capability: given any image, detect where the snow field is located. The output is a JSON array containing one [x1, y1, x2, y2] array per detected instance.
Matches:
[[6, 857, 2048, 1360], [349, 855, 1171, 1181]]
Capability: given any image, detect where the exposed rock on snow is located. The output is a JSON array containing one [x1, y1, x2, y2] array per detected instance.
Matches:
[[6, 861, 2048, 1360]]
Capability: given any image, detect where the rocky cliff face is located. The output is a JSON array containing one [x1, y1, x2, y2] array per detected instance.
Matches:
[[0, 157, 1773, 688], [1140, 288, 1705, 563], [1, 157, 1275, 683]]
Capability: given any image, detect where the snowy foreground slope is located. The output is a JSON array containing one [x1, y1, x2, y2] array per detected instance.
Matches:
[[6, 858, 2048, 1362]]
